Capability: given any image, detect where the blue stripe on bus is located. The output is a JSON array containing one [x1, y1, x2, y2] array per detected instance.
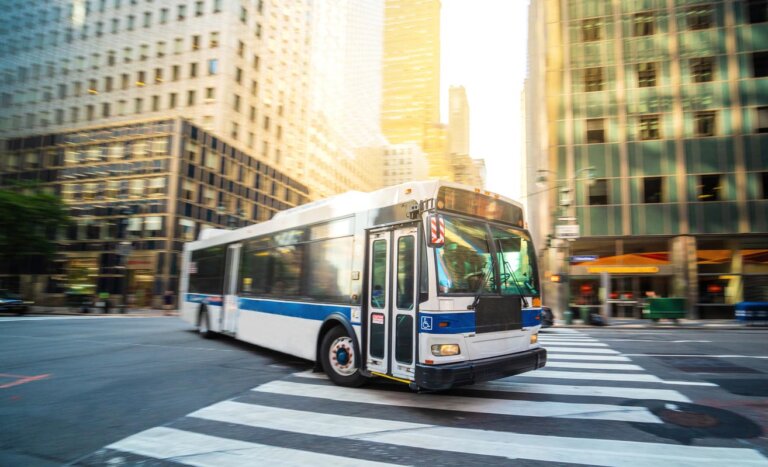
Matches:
[[522, 307, 542, 327], [418, 311, 475, 334], [186, 293, 223, 306], [238, 297, 352, 321]]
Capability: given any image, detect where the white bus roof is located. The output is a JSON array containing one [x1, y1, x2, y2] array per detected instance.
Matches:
[[187, 180, 520, 250]]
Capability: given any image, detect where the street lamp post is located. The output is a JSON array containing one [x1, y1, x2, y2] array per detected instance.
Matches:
[[536, 167, 596, 321]]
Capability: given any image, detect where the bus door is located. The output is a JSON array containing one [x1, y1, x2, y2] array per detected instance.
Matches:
[[221, 243, 242, 334], [366, 226, 418, 381]]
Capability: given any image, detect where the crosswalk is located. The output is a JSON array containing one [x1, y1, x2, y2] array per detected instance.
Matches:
[[84, 328, 768, 466]]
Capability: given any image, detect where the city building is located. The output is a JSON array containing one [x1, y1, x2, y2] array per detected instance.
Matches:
[[0, 0, 386, 303], [382, 143, 429, 187], [381, 0, 449, 179], [0, 119, 308, 306], [526, 0, 768, 318], [447, 85, 484, 187]]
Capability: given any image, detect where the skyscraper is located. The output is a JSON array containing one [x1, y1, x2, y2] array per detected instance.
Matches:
[[381, 0, 448, 179], [526, 0, 768, 319]]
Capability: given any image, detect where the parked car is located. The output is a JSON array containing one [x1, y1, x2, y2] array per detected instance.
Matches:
[[0, 290, 31, 315], [540, 306, 554, 328]]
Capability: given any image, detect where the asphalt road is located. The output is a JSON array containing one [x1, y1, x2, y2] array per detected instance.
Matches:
[[1, 316, 766, 466]]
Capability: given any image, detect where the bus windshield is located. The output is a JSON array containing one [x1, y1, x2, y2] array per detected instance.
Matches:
[[435, 215, 539, 297]]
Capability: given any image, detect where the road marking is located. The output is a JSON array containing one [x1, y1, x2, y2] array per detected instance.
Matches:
[[545, 361, 644, 371], [547, 354, 632, 362], [108, 426, 395, 466], [542, 341, 609, 347], [519, 370, 719, 387], [0, 373, 51, 389], [624, 353, 768, 359], [188, 398, 765, 467], [472, 380, 692, 402], [545, 347, 621, 354], [599, 339, 712, 343], [361, 426, 768, 467], [253, 380, 661, 423], [192, 401, 431, 436]]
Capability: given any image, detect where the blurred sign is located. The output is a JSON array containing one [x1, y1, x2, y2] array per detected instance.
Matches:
[[587, 266, 659, 274], [116, 242, 132, 256], [570, 255, 598, 262], [555, 224, 579, 239]]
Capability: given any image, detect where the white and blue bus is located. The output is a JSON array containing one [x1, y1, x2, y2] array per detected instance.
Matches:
[[179, 181, 546, 390]]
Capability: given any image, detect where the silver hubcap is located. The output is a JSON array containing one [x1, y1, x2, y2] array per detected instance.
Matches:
[[329, 336, 356, 376]]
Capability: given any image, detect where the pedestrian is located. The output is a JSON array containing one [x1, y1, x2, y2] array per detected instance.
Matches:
[[163, 290, 175, 316]]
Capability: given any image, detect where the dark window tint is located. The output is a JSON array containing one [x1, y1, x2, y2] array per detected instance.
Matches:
[[643, 177, 663, 203], [753, 51, 768, 77], [396, 236, 415, 310], [691, 57, 714, 83], [395, 315, 413, 364], [582, 18, 602, 41], [589, 179, 609, 205], [634, 12, 654, 36], [189, 245, 226, 294], [637, 62, 656, 87], [698, 174, 721, 201], [748, 0, 768, 23], [371, 239, 387, 309], [761, 172, 768, 199], [694, 111, 716, 136], [757, 106, 768, 133], [585, 67, 603, 92], [586, 118, 605, 143], [640, 115, 661, 140], [686, 6, 713, 30]]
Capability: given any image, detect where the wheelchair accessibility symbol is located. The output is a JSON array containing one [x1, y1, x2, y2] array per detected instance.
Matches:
[[420, 315, 433, 331]]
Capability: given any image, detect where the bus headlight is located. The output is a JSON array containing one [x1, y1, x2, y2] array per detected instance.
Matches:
[[431, 344, 460, 356], [530, 334, 538, 344]]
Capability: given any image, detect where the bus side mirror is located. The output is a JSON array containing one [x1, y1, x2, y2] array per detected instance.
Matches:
[[427, 214, 445, 248]]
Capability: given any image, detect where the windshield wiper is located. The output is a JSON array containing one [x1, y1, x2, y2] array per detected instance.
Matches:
[[497, 240, 530, 308], [468, 247, 495, 310]]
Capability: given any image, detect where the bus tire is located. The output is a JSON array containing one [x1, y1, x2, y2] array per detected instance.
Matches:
[[197, 307, 215, 339], [320, 326, 366, 387]]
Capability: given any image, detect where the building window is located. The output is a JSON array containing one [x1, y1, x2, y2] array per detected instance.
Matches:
[[172, 65, 180, 81], [178, 4, 186, 20], [192, 35, 201, 50], [694, 111, 716, 137], [187, 90, 196, 106], [213, 0, 222, 13], [686, 5, 713, 30], [752, 51, 768, 77], [152, 95, 160, 111], [588, 179, 609, 205], [154, 68, 163, 83], [757, 106, 768, 133], [698, 174, 721, 201], [190, 62, 198, 78], [208, 59, 218, 75], [584, 67, 603, 92], [748, 0, 768, 23], [582, 18, 602, 41], [169, 92, 177, 109], [160, 8, 168, 23], [634, 12, 654, 36], [233, 94, 240, 112], [195, 1, 204, 16], [137, 71, 146, 86], [643, 177, 663, 203], [690, 57, 714, 83], [637, 62, 657, 87], [235, 67, 242, 83], [586, 118, 605, 143], [210, 31, 219, 48], [206, 87, 215, 100], [639, 115, 661, 140], [761, 172, 768, 199], [143, 11, 151, 27], [134, 98, 143, 113]]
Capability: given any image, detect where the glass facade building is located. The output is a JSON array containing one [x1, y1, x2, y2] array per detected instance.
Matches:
[[526, 0, 768, 318], [0, 119, 308, 307]]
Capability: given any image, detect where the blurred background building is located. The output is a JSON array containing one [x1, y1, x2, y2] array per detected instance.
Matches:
[[525, 0, 768, 318]]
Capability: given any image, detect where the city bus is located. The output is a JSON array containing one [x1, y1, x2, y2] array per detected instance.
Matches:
[[179, 181, 546, 391]]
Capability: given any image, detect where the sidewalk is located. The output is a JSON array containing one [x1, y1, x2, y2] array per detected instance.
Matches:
[[19, 305, 174, 317], [550, 317, 767, 330]]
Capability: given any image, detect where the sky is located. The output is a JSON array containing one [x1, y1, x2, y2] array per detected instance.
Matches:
[[441, 0, 531, 200]]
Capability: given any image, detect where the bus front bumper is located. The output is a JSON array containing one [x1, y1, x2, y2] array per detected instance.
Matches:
[[415, 347, 547, 391]]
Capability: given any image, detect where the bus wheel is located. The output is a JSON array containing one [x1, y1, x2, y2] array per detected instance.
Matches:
[[321, 326, 366, 387], [197, 308, 215, 339]]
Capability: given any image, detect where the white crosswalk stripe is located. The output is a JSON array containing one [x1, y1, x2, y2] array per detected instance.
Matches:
[[91, 329, 766, 466]]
